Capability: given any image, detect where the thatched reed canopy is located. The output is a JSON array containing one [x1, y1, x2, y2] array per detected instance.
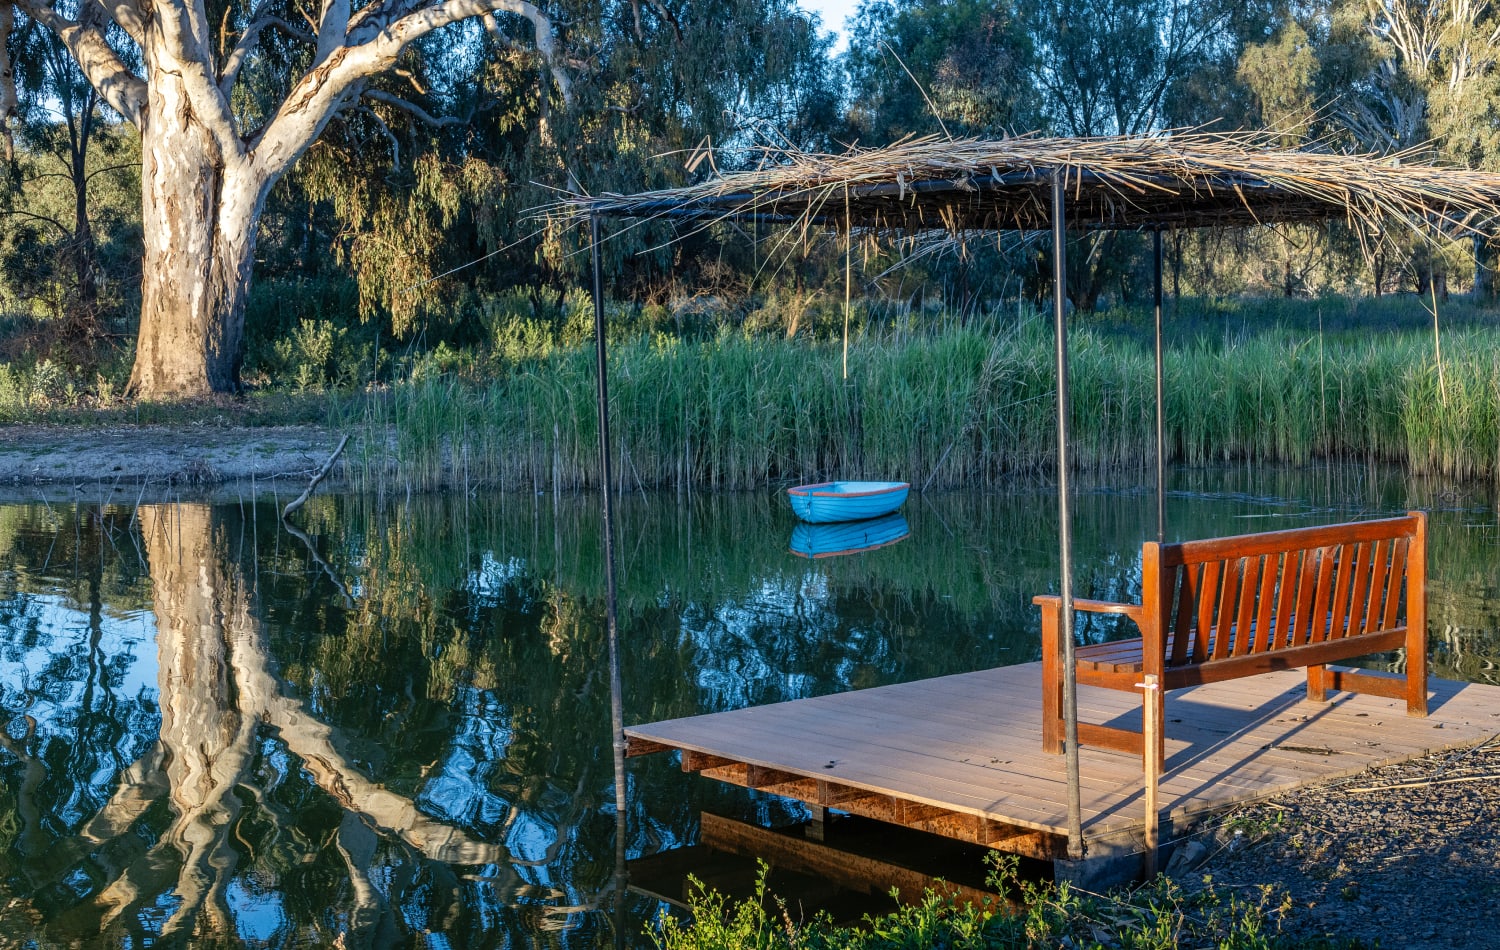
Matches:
[[572, 132, 1500, 233]]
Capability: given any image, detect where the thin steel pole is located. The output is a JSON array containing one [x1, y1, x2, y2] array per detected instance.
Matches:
[[1052, 174, 1084, 861], [590, 215, 629, 940], [1153, 230, 1165, 544]]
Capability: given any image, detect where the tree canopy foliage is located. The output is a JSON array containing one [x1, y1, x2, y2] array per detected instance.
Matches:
[[2, 0, 1498, 397]]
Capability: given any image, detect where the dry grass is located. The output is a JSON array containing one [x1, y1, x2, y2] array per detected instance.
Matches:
[[567, 131, 1500, 238]]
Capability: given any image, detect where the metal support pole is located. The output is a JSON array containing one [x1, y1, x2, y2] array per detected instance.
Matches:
[[590, 215, 629, 943], [1052, 174, 1084, 861], [1153, 230, 1165, 544]]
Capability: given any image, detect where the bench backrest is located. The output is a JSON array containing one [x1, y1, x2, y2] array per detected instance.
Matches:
[[1146, 512, 1426, 668]]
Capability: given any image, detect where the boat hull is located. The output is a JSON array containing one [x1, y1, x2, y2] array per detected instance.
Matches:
[[786, 481, 909, 523]]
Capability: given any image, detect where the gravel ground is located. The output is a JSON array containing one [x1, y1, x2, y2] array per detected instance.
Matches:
[[1187, 735, 1500, 949]]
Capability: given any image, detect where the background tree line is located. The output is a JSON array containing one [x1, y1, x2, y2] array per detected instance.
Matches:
[[2, 0, 1499, 398]]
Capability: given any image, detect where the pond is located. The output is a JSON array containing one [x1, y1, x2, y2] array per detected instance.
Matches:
[[1, 466, 1497, 946]]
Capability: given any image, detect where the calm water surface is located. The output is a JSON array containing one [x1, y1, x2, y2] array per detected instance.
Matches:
[[1, 467, 1497, 946]]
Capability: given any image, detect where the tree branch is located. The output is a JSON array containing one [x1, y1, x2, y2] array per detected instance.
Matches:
[[0, 207, 73, 236], [363, 87, 470, 126], [478, 2, 572, 106], [221, 12, 317, 96], [253, 0, 570, 180], [345, 0, 422, 36], [90, 0, 145, 46], [15, 0, 146, 125], [315, 0, 351, 67], [152, 0, 248, 163], [355, 104, 401, 168]]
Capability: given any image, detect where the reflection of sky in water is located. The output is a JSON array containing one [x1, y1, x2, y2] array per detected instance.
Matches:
[[471, 552, 531, 600], [682, 574, 890, 708], [0, 593, 157, 728], [228, 877, 288, 946], [0, 591, 158, 829], [418, 686, 516, 833]]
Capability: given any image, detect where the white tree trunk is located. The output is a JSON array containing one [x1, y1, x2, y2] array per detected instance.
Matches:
[[128, 73, 264, 398]]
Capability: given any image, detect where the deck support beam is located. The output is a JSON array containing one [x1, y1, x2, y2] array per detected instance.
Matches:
[[666, 752, 1068, 861], [624, 736, 672, 758]]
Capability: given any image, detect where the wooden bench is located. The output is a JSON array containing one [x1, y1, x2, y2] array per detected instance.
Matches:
[[1035, 511, 1428, 767]]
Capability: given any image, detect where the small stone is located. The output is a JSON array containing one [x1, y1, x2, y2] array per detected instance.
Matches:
[[1165, 840, 1208, 876]]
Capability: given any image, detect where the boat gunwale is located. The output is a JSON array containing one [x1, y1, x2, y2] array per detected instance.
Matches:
[[787, 481, 911, 499]]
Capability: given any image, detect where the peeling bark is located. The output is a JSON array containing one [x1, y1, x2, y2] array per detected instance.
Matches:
[[129, 74, 263, 396], [1, 3, 17, 161]]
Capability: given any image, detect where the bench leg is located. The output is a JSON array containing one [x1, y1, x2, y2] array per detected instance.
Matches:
[[1406, 640, 1428, 718], [1306, 664, 1329, 704], [1040, 604, 1063, 754]]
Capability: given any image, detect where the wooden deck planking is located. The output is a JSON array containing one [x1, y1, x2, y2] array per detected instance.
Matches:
[[627, 663, 1500, 844]]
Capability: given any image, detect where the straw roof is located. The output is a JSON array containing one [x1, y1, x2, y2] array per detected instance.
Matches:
[[571, 132, 1500, 234]]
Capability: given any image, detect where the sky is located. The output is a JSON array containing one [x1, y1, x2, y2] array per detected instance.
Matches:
[[797, 0, 860, 52]]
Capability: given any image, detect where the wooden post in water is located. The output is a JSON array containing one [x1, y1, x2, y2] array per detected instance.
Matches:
[[1140, 673, 1161, 876]]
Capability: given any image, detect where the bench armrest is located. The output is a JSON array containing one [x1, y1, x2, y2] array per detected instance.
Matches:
[[1033, 594, 1145, 626]]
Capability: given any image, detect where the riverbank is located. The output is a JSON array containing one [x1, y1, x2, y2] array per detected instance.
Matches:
[[8, 317, 1500, 494], [649, 735, 1500, 949], [0, 424, 344, 490]]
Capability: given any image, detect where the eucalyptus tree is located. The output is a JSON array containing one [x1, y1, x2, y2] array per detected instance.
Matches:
[[280, 0, 844, 335], [1343, 0, 1500, 295], [845, 0, 1035, 144], [0, 0, 574, 397]]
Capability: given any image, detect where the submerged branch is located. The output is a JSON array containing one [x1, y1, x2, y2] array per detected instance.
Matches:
[[282, 433, 348, 518]]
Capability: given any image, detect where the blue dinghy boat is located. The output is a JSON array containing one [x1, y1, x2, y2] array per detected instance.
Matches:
[[789, 513, 910, 559], [786, 481, 909, 523]]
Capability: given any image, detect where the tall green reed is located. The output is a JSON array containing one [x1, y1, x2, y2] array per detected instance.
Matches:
[[342, 321, 1500, 493]]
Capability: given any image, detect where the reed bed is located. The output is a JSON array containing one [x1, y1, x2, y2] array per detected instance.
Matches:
[[343, 322, 1500, 493]]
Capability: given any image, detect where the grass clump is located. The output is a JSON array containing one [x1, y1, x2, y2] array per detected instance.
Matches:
[[649, 856, 1355, 949]]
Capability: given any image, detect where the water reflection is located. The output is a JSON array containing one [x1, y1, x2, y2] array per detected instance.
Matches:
[[789, 514, 910, 559], [0, 468, 1496, 945]]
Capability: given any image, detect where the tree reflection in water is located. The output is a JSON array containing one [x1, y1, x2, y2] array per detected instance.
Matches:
[[0, 502, 634, 946]]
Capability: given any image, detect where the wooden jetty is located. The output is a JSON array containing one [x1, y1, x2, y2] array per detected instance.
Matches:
[[626, 663, 1500, 879]]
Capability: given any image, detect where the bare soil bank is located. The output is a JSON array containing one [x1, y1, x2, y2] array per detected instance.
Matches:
[[0, 424, 344, 497]]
